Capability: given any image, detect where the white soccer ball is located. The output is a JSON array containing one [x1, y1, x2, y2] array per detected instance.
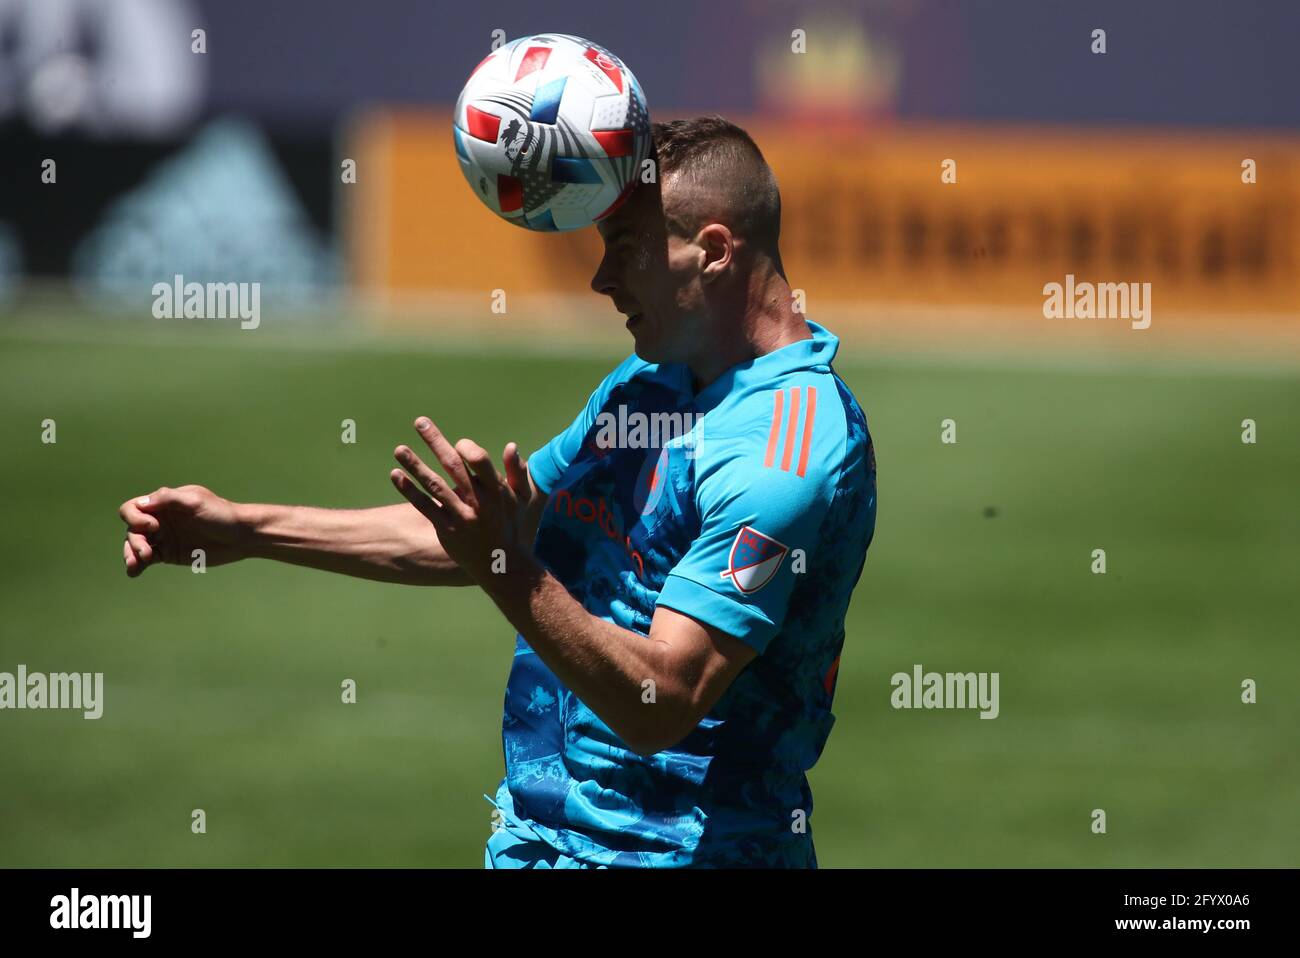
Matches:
[[452, 34, 652, 232]]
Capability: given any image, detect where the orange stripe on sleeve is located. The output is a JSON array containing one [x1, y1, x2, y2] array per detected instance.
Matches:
[[796, 386, 818, 477], [763, 390, 784, 467], [781, 387, 801, 472]]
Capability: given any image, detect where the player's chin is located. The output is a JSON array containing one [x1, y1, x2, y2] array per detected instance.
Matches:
[[628, 327, 663, 363]]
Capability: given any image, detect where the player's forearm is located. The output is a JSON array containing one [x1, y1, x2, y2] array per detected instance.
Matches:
[[484, 557, 690, 754], [238, 502, 472, 586]]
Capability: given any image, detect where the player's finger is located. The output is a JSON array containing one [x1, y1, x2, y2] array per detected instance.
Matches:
[[393, 446, 470, 522], [393, 444, 445, 502], [119, 498, 162, 535], [412, 418, 478, 509], [123, 538, 141, 577], [126, 531, 154, 566], [503, 442, 528, 500], [390, 469, 450, 528], [456, 438, 500, 497], [149, 524, 174, 564], [135, 487, 200, 514]]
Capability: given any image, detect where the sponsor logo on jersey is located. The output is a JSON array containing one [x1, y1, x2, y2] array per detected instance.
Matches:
[[552, 488, 645, 579]]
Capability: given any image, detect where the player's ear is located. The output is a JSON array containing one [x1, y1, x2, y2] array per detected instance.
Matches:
[[697, 223, 733, 283]]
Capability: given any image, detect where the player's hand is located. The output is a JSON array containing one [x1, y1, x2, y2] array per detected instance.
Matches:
[[389, 418, 535, 584], [117, 484, 245, 577]]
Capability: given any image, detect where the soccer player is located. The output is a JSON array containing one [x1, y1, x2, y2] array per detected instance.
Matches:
[[117, 116, 877, 868]]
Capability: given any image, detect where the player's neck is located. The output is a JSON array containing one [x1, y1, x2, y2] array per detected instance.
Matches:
[[687, 267, 809, 392]]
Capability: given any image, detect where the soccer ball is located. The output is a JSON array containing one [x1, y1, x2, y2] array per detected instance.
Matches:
[[452, 34, 652, 232]]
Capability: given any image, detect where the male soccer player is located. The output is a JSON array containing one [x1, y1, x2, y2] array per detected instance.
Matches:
[[118, 116, 877, 868]]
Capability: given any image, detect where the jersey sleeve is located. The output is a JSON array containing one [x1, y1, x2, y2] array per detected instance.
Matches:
[[655, 424, 842, 654], [527, 354, 645, 495]]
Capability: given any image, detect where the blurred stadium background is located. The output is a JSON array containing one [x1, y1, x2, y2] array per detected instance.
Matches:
[[0, 0, 1296, 867]]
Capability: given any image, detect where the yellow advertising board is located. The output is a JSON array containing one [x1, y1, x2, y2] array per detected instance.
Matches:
[[347, 111, 1300, 316]]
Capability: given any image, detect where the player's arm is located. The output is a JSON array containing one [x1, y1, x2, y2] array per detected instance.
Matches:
[[117, 486, 470, 585], [389, 417, 756, 755], [118, 464, 544, 586], [242, 499, 475, 585], [488, 566, 756, 756]]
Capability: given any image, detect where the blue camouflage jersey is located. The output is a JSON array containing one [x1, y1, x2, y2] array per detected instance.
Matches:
[[487, 320, 877, 867]]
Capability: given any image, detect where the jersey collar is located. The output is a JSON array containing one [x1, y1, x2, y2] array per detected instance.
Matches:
[[687, 320, 839, 413]]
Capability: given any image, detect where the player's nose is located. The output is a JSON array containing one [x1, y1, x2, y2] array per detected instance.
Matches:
[[590, 256, 618, 298]]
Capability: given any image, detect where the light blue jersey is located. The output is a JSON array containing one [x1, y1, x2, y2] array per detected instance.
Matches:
[[487, 321, 877, 867]]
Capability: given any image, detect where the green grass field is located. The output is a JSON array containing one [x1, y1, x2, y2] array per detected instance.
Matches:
[[0, 316, 1296, 867]]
